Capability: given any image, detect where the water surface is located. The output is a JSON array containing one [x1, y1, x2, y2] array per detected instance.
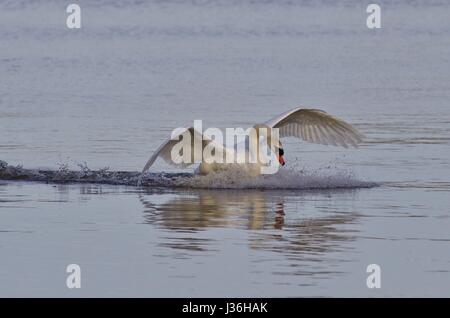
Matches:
[[0, 0, 449, 297]]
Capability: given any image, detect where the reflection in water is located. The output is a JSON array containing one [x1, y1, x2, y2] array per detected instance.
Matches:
[[140, 190, 286, 230], [274, 201, 285, 230], [139, 189, 359, 262], [248, 212, 358, 263]]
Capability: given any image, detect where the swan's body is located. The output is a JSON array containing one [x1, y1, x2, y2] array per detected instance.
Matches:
[[141, 108, 364, 176], [193, 130, 277, 176]]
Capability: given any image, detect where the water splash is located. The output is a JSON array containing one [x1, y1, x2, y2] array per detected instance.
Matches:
[[180, 165, 376, 189], [0, 160, 377, 190]]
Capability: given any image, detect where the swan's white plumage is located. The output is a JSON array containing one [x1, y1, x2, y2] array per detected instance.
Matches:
[[264, 108, 364, 148], [141, 108, 364, 175], [141, 126, 233, 174]]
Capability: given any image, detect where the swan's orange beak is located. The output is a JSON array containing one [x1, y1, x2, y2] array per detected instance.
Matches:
[[278, 155, 285, 166]]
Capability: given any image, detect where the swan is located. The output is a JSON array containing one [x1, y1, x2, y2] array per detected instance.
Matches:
[[140, 108, 364, 176]]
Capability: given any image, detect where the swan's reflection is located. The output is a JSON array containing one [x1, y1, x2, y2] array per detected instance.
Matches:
[[139, 189, 359, 257], [140, 190, 279, 230]]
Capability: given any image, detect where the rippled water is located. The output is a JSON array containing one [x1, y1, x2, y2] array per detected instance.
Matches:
[[0, 0, 449, 297]]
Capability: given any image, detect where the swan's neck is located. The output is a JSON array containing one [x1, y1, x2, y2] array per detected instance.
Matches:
[[249, 124, 276, 164]]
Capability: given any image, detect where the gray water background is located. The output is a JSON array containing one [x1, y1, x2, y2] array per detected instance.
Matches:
[[0, 0, 449, 297]]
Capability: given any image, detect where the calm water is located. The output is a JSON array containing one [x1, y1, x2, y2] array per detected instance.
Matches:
[[1, 0, 450, 297]]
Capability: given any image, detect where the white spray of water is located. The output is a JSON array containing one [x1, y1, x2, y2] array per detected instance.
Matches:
[[0, 159, 378, 190], [174, 165, 376, 190]]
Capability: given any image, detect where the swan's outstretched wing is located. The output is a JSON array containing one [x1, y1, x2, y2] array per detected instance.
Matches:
[[141, 126, 230, 173], [264, 108, 364, 148]]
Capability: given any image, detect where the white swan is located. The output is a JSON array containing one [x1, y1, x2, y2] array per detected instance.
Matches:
[[141, 108, 364, 176]]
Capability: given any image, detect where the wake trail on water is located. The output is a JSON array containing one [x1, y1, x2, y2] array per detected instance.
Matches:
[[0, 160, 378, 190]]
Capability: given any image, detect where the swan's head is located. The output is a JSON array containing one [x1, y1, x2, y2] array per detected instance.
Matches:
[[276, 146, 285, 166]]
